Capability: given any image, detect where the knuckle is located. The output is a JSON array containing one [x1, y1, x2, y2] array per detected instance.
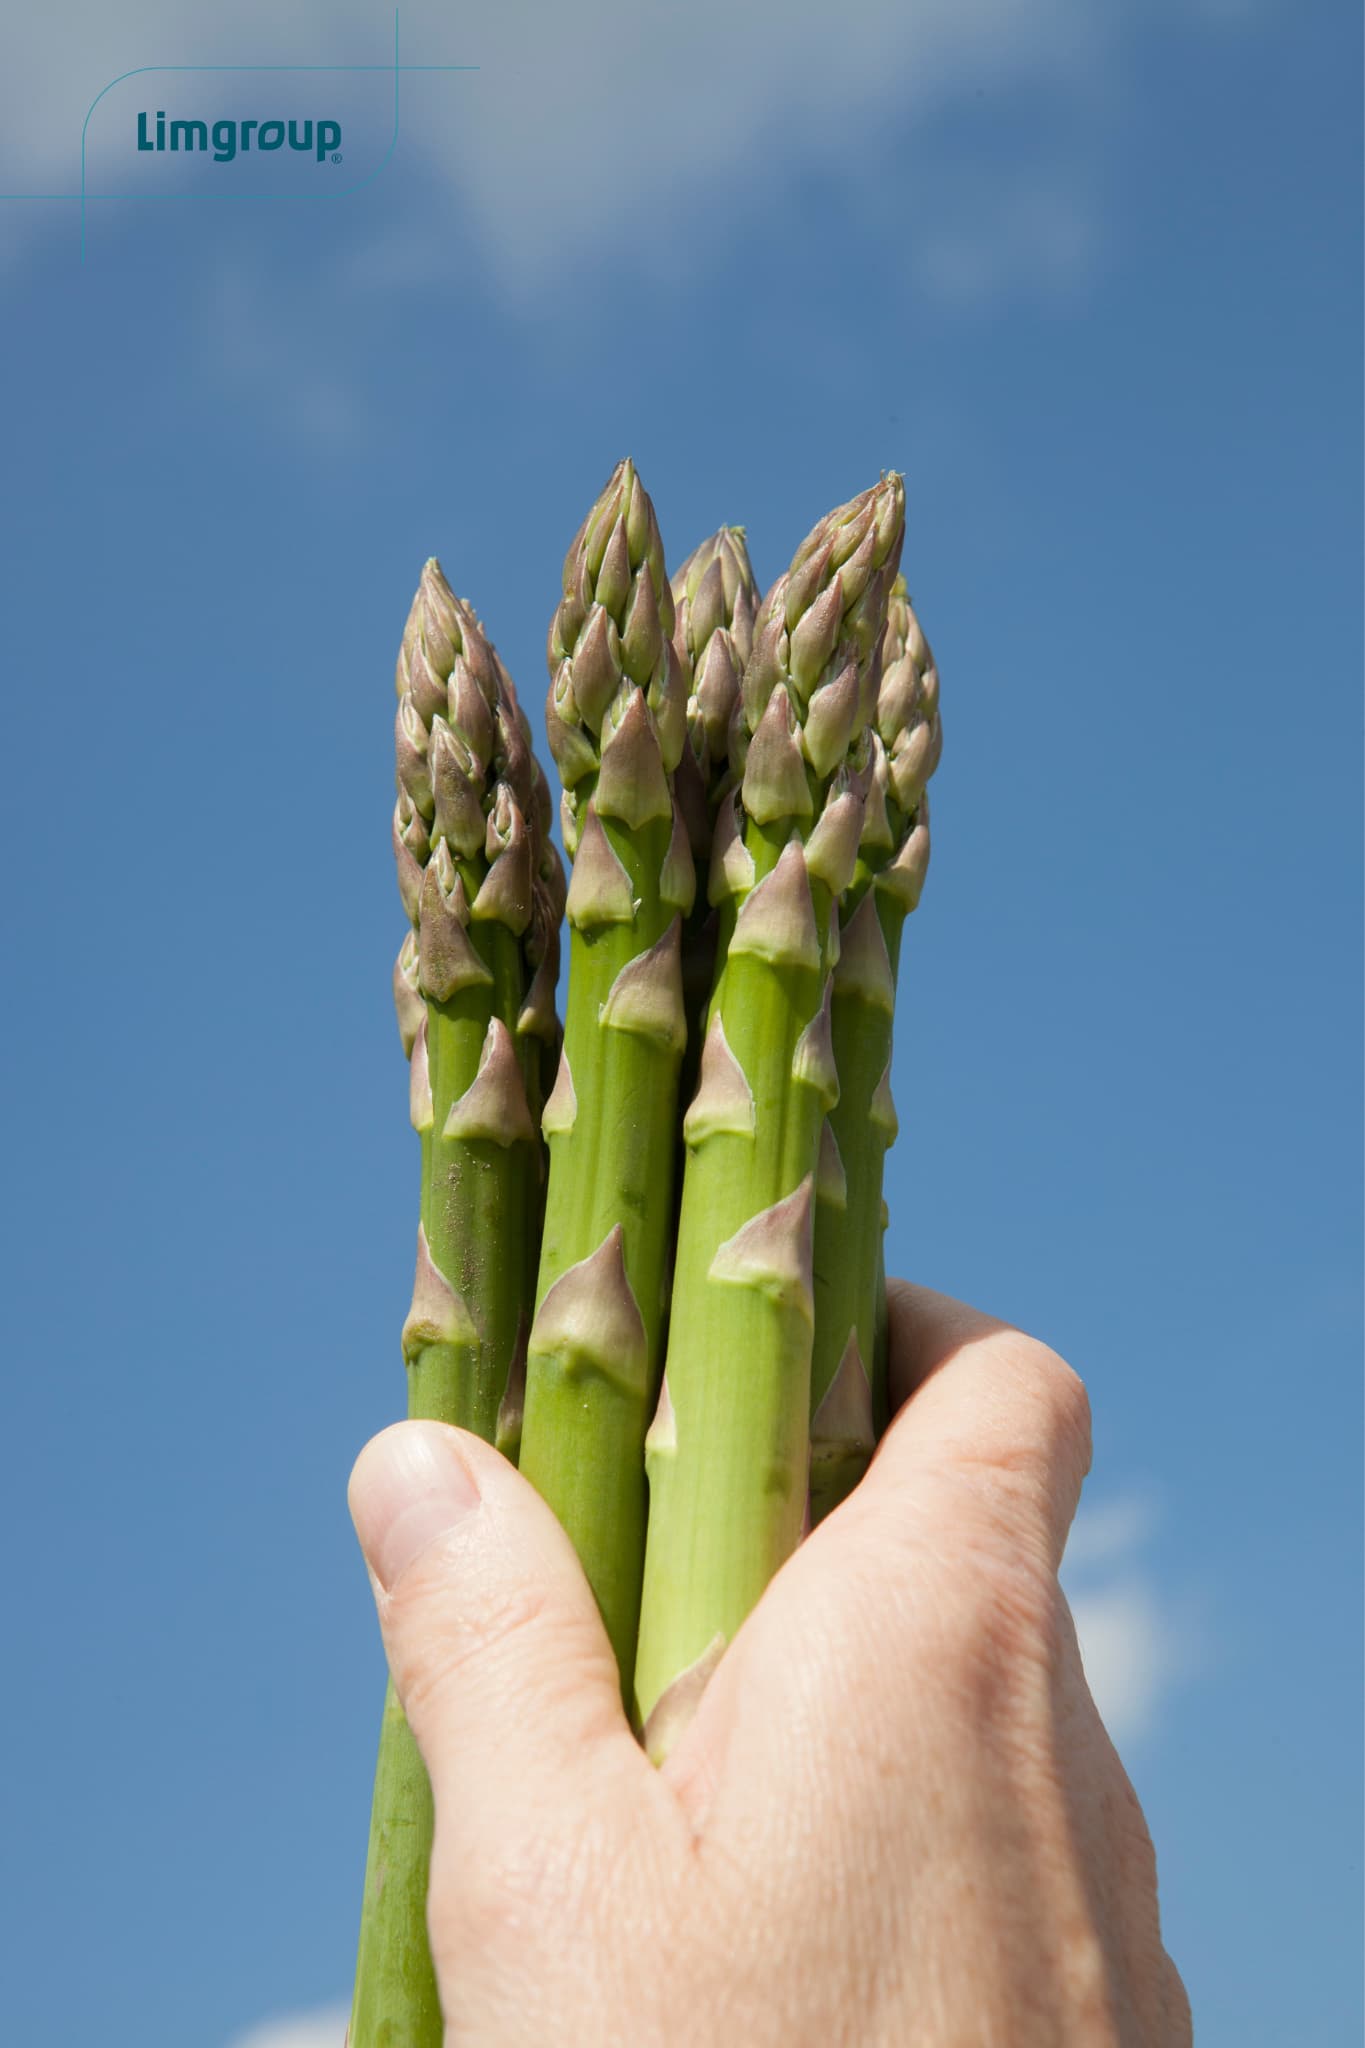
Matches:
[[392, 1572, 551, 1724], [1042, 1349, 1094, 1475], [963, 1337, 1093, 1555], [999, 1331, 1093, 1475]]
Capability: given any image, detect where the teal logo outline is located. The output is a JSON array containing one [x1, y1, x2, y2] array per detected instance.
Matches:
[[0, 12, 475, 258]]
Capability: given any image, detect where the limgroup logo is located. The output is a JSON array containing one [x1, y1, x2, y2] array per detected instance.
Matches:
[[28, 16, 480, 256], [136, 111, 343, 165]]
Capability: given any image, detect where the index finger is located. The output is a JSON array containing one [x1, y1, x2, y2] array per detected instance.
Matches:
[[885, 1277, 1016, 1410], [858, 1278, 1094, 1573]]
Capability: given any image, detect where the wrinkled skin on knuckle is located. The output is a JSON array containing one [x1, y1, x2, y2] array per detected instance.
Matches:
[[935, 1343, 1094, 1573], [388, 1567, 552, 1724], [983, 1325, 1092, 1456], [1009, 1333, 1093, 1482]]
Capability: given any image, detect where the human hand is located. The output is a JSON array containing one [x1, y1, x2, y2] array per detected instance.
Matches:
[[349, 1282, 1191, 2046]]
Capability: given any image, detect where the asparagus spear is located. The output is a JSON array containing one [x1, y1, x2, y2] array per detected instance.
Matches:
[[670, 527, 760, 1102], [350, 561, 563, 2048], [518, 460, 693, 1694], [634, 477, 906, 1758], [809, 577, 941, 1522]]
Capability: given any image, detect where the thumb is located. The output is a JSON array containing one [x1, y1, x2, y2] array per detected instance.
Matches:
[[348, 1420, 644, 1848]]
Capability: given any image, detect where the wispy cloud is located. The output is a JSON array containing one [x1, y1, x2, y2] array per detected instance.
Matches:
[[911, 173, 1098, 309], [194, 255, 362, 446], [1061, 1489, 1199, 1744], [226, 2004, 347, 2048], [1063, 1488, 1160, 1570]]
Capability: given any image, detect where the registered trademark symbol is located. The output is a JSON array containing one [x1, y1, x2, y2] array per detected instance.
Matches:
[[332, 152, 342, 163]]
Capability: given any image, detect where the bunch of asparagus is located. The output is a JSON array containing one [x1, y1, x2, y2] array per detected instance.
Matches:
[[350, 461, 941, 2045]]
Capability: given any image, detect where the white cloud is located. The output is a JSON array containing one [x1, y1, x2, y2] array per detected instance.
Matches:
[[0, 0, 1265, 301], [1062, 1488, 1160, 1570], [912, 174, 1098, 309], [1067, 1577, 1182, 1744], [1061, 1489, 1198, 1745], [226, 2003, 347, 2048]]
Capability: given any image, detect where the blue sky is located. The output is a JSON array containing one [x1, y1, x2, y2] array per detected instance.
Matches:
[[1, 4, 1359, 2044]]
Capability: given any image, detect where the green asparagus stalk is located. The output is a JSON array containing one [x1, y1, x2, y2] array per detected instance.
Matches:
[[634, 477, 906, 1758], [517, 460, 694, 1695], [809, 577, 941, 1522], [350, 561, 563, 2048], [670, 527, 760, 1102]]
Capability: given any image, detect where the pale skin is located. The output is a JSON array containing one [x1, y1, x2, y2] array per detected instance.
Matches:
[[349, 1281, 1193, 2047]]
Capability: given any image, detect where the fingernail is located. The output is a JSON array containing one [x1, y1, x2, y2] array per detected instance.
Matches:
[[349, 1423, 482, 1591]]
